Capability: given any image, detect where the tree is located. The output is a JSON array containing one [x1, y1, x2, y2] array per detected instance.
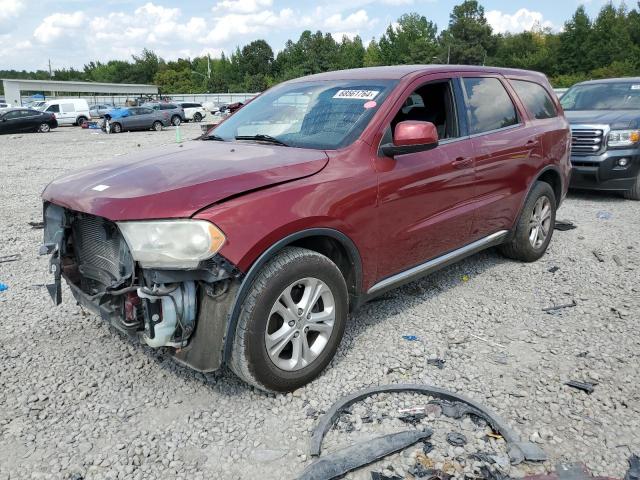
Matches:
[[588, 3, 636, 71], [378, 13, 438, 64], [440, 0, 495, 65], [363, 39, 383, 66], [557, 6, 594, 75]]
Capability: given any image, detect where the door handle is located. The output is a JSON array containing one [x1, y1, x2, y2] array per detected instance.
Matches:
[[451, 157, 473, 169]]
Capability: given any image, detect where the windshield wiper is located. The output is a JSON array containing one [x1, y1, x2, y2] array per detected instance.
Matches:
[[235, 134, 289, 147], [203, 134, 226, 141]]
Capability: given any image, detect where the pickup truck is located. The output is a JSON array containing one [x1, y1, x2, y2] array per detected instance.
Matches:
[[560, 77, 640, 199]]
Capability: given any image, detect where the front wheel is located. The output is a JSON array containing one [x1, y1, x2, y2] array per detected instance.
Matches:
[[152, 121, 163, 132], [193, 112, 202, 122], [230, 247, 348, 392], [623, 173, 640, 200], [171, 115, 181, 126], [111, 122, 122, 133], [76, 116, 87, 127], [500, 181, 556, 262]]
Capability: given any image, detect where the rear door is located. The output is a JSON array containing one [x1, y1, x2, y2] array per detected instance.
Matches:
[[59, 103, 76, 125], [460, 75, 542, 239], [374, 74, 477, 280], [136, 107, 155, 129]]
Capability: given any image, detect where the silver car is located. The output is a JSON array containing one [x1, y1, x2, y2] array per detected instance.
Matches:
[[90, 104, 116, 118], [102, 107, 169, 133], [141, 102, 185, 126]]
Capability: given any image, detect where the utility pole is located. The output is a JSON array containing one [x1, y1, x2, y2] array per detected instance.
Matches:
[[48, 59, 52, 78], [207, 54, 211, 80]]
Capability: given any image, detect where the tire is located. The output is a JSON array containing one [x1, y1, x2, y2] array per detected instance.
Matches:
[[111, 122, 122, 133], [500, 181, 556, 262], [152, 121, 163, 132], [230, 247, 348, 392], [171, 115, 181, 126], [193, 112, 202, 122], [76, 116, 87, 127], [38, 123, 50, 133], [623, 173, 640, 200]]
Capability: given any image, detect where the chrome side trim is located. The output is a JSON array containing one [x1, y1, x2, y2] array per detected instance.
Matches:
[[367, 230, 509, 296]]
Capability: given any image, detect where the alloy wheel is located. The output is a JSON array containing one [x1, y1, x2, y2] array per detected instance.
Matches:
[[528, 196, 552, 248], [264, 277, 336, 371], [39, 123, 50, 133]]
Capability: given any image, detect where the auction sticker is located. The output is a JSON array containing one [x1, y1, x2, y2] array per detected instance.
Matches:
[[333, 89, 379, 100]]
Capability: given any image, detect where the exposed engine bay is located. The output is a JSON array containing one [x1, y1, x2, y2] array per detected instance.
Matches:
[[40, 203, 239, 357]]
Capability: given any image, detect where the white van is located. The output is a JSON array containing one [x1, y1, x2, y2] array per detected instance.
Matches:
[[41, 99, 90, 126]]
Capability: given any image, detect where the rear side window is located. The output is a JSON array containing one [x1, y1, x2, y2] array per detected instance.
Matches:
[[160, 104, 177, 110], [462, 77, 518, 134], [511, 80, 557, 120]]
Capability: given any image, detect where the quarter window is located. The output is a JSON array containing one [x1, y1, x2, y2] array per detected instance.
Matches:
[[462, 77, 518, 134], [511, 80, 557, 120], [46, 104, 60, 113]]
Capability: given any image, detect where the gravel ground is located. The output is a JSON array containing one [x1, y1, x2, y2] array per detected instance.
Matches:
[[0, 124, 638, 480]]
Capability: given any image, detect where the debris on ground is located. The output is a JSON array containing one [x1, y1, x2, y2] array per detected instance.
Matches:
[[446, 432, 467, 446], [409, 464, 451, 480], [422, 441, 434, 454], [462, 274, 470, 282], [0, 283, 8, 292], [593, 251, 606, 262], [564, 380, 595, 394], [299, 429, 433, 480], [596, 211, 613, 220], [0, 253, 20, 263], [555, 220, 577, 231], [27, 221, 44, 229], [548, 266, 560, 273], [469, 452, 497, 464], [402, 335, 419, 341], [480, 464, 511, 480], [371, 471, 403, 480], [398, 412, 427, 425], [427, 358, 446, 369], [613, 255, 623, 267], [468, 333, 506, 349], [542, 300, 577, 313]]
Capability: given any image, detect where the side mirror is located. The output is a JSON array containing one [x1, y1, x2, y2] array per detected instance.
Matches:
[[381, 121, 439, 157]]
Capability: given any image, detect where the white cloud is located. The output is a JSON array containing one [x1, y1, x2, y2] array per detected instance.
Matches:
[[324, 9, 375, 31], [486, 8, 555, 34], [205, 8, 300, 44], [331, 32, 358, 42], [0, 0, 24, 21], [33, 12, 87, 42], [213, 0, 273, 14]]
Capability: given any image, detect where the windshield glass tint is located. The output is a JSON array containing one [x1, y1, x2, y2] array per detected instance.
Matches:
[[560, 82, 640, 110], [212, 80, 397, 149]]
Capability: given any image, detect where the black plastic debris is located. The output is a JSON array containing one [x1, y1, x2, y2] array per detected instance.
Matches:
[[422, 441, 434, 454], [0, 253, 20, 263], [371, 472, 403, 480], [542, 301, 577, 313], [409, 464, 451, 480], [576, 352, 588, 358], [592, 251, 606, 263], [548, 266, 560, 273], [399, 412, 427, 425], [469, 452, 496, 464], [427, 358, 446, 369], [446, 432, 467, 446], [554, 220, 577, 231], [624, 454, 640, 480], [28, 221, 45, 229], [565, 380, 595, 394], [480, 465, 511, 480]]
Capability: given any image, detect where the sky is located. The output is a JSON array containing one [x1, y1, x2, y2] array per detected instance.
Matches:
[[0, 0, 627, 71]]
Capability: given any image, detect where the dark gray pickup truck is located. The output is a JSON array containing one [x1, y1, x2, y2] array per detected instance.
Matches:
[[560, 78, 640, 200]]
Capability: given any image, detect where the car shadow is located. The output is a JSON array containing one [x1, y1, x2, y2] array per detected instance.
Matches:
[[566, 189, 626, 203]]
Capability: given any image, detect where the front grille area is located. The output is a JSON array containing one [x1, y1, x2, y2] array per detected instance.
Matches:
[[571, 128, 605, 156], [71, 214, 133, 292]]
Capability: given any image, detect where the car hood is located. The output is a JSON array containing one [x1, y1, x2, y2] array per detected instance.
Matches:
[[565, 110, 640, 129], [42, 140, 329, 220]]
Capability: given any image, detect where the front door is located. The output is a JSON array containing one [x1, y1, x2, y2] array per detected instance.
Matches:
[[374, 76, 477, 281]]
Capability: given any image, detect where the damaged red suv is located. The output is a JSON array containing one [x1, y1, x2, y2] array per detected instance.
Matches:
[[41, 66, 570, 392]]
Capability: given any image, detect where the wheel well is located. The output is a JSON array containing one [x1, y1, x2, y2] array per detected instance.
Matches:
[[289, 235, 358, 303], [537, 169, 562, 207]]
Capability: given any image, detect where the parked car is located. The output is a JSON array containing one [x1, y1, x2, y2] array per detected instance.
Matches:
[[0, 102, 10, 109], [177, 102, 207, 122], [0, 108, 57, 134], [102, 107, 168, 133], [89, 104, 116, 118], [141, 102, 185, 126], [41, 99, 90, 126], [41, 66, 570, 392], [560, 77, 640, 199]]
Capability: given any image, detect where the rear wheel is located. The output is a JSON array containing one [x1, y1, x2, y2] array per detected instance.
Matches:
[[111, 122, 122, 133], [152, 121, 163, 132], [230, 247, 348, 392], [623, 173, 640, 200], [500, 181, 556, 262], [76, 116, 88, 127], [171, 115, 181, 126], [193, 112, 202, 122], [38, 123, 50, 133]]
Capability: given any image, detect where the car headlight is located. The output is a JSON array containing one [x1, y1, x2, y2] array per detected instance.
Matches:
[[117, 220, 225, 269], [608, 129, 640, 148]]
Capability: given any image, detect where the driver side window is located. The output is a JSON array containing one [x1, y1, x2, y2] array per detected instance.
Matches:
[[390, 80, 460, 142]]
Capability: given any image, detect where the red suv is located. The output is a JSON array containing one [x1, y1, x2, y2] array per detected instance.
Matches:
[[41, 66, 570, 392]]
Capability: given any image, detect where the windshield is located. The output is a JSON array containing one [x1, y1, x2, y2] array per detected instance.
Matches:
[[560, 82, 640, 110], [211, 79, 397, 149]]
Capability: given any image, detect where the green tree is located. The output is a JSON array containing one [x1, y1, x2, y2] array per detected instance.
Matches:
[[558, 6, 594, 75], [440, 0, 495, 65], [378, 13, 438, 64]]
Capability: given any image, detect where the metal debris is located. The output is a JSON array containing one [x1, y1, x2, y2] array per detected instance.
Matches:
[[565, 380, 595, 394], [542, 301, 577, 313], [427, 358, 446, 369]]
